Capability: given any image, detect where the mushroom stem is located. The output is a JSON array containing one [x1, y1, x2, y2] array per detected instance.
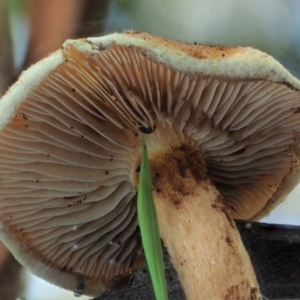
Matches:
[[150, 145, 261, 300]]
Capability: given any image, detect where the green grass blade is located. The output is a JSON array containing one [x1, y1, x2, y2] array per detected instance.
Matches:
[[137, 136, 168, 300]]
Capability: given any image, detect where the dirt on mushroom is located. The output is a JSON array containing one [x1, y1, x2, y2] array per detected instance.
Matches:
[[150, 144, 208, 206]]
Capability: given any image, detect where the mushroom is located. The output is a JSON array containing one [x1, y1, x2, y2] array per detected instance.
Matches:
[[0, 31, 300, 299]]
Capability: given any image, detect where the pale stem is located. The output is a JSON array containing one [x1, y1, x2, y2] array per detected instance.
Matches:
[[150, 145, 261, 300]]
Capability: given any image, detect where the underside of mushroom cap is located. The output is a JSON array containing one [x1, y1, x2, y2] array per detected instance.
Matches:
[[0, 31, 300, 296]]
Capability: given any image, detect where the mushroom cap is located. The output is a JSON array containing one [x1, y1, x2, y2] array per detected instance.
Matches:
[[0, 31, 300, 296]]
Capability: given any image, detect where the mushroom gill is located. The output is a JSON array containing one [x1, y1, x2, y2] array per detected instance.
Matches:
[[64, 43, 300, 219]]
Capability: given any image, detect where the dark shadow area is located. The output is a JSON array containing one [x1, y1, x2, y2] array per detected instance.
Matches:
[[239, 221, 300, 299], [0, 248, 26, 300]]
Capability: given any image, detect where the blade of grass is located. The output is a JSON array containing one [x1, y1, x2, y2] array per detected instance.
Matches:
[[137, 136, 168, 300]]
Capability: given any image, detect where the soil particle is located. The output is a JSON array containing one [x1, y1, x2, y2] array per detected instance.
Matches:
[[151, 144, 207, 207], [224, 283, 260, 300]]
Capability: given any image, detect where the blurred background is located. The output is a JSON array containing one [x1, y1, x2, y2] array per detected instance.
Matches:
[[0, 0, 300, 299]]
